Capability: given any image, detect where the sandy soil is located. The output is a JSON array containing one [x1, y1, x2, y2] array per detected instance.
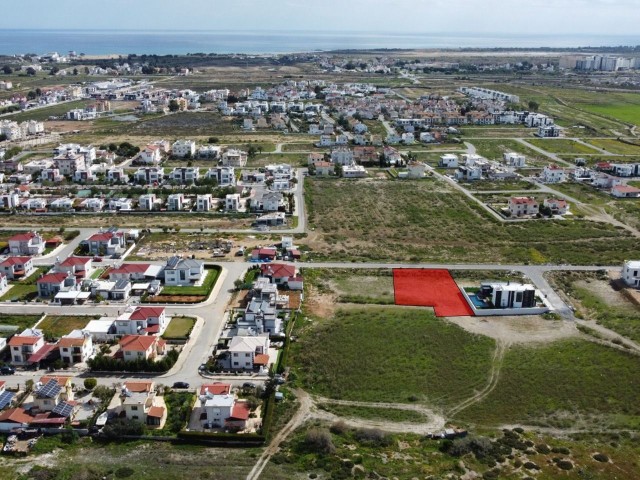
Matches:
[[446, 315, 578, 345]]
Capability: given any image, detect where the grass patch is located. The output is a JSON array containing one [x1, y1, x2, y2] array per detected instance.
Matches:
[[305, 177, 636, 265], [317, 403, 428, 423], [0, 267, 48, 302], [0, 314, 41, 334], [291, 306, 495, 407], [305, 268, 395, 304], [458, 338, 640, 429], [37, 315, 96, 339], [527, 139, 600, 154], [162, 316, 196, 340], [159, 266, 221, 296], [586, 138, 640, 155], [549, 270, 640, 344], [464, 179, 538, 191], [467, 138, 550, 164]]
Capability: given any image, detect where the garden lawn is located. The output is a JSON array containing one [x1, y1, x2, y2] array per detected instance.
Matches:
[[160, 266, 221, 296], [37, 315, 96, 339], [457, 339, 640, 429], [162, 316, 196, 340], [0, 267, 48, 302], [291, 306, 495, 407]]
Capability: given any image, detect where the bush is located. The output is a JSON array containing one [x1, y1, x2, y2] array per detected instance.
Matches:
[[305, 428, 335, 455], [557, 460, 573, 470], [535, 443, 551, 454], [330, 420, 348, 435], [523, 462, 539, 470], [593, 453, 609, 463], [102, 419, 146, 438], [115, 467, 135, 478], [83, 378, 97, 390], [551, 446, 571, 455], [354, 428, 392, 447]]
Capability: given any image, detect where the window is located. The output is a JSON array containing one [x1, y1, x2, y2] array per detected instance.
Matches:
[[131, 406, 138, 411], [516, 292, 523, 302], [245, 353, 251, 357], [233, 361, 239, 366], [233, 353, 238, 357]]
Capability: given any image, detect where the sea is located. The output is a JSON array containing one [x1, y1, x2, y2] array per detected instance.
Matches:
[[1, 30, 640, 56]]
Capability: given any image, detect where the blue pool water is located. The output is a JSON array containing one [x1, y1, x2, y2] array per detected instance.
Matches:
[[468, 294, 489, 309]]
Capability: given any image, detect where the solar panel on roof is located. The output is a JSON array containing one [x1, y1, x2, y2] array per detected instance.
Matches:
[[37, 380, 62, 399], [52, 401, 73, 418], [0, 391, 15, 410]]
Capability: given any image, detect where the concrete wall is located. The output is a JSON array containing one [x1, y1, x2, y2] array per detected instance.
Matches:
[[461, 289, 549, 317]]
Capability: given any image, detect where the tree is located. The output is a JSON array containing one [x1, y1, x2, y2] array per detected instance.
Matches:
[[49, 66, 60, 76], [528, 101, 539, 112], [208, 137, 219, 144], [0, 133, 7, 142], [334, 163, 343, 177], [305, 428, 336, 454], [1, 65, 12, 74], [27, 91, 37, 100], [73, 67, 79, 75], [168, 99, 180, 112], [83, 378, 98, 390], [26, 67, 36, 76]]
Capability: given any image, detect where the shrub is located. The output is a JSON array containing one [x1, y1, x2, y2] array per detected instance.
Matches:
[[330, 420, 348, 435], [523, 462, 539, 470], [483, 469, 500, 480], [514, 459, 523, 468], [354, 428, 392, 447], [557, 460, 573, 470], [536, 444, 551, 454], [83, 378, 97, 390], [115, 467, 135, 478], [552, 446, 571, 455], [593, 453, 609, 463], [305, 428, 335, 455]]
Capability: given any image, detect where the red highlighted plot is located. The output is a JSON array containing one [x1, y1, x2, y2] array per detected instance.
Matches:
[[393, 269, 474, 317]]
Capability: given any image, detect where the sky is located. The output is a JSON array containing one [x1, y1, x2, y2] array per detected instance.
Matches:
[[1, 0, 639, 34]]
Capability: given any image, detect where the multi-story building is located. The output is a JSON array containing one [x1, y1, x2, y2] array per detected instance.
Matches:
[[508, 196, 539, 217], [205, 166, 236, 186], [169, 167, 199, 184], [135, 167, 165, 185], [196, 194, 213, 212], [221, 149, 248, 167], [171, 140, 196, 158], [8, 231, 45, 255]]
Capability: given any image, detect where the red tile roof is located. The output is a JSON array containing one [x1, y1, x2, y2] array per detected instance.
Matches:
[[124, 381, 154, 393], [37, 272, 68, 284], [613, 185, 640, 193], [147, 406, 165, 418], [119, 335, 157, 352], [129, 306, 165, 320], [0, 408, 32, 424], [8, 335, 42, 347], [109, 263, 150, 275], [0, 256, 31, 267], [200, 383, 232, 396], [510, 196, 538, 205], [60, 256, 91, 267], [260, 263, 296, 279], [253, 354, 269, 366], [228, 401, 251, 421], [9, 232, 38, 242], [87, 232, 114, 242], [40, 376, 73, 387]]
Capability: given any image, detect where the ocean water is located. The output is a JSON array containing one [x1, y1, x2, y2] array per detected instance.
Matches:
[[1, 30, 639, 56]]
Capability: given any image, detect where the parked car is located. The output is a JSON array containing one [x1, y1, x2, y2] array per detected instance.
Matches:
[[242, 382, 256, 389], [0, 366, 15, 375], [172, 382, 189, 389], [92, 256, 103, 262]]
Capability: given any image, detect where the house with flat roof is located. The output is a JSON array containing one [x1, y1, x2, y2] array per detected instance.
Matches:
[[622, 260, 640, 288]]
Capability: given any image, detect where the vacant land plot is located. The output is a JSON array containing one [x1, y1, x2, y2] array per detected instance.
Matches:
[[467, 138, 550, 164], [458, 338, 640, 429], [291, 306, 495, 407], [528, 139, 600, 155], [550, 270, 640, 344], [162, 316, 197, 339], [0, 314, 41, 334], [37, 315, 96, 339], [393, 269, 473, 317], [305, 178, 636, 265], [586, 138, 640, 155], [547, 182, 612, 206], [4, 100, 92, 122], [304, 268, 394, 304], [316, 403, 429, 423], [5, 212, 254, 230], [2, 439, 256, 480], [577, 92, 640, 126], [464, 179, 538, 191]]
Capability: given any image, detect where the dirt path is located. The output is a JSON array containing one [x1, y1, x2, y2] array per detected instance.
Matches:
[[246, 389, 312, 480], [448, 340, 508, 417]]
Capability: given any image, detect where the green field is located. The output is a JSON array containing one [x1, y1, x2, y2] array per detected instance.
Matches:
[[467, 138, 551, 164], [291, 306, 496, 406], [527, 139, 601, 155], [304, 268, 395, 304], [316, 403, 429, 423], [578, 94, 640, 126], [550, 271, 640, 344], [37, 315, 96, 339], [305, 177, 637, 265], [4, 100, 92, 122], [458, 338, 640, 429], [0, 314, 41, 334], [162, 316, 196, 339], [463, 179, 538, 191], [584, 138, 640, 155]]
